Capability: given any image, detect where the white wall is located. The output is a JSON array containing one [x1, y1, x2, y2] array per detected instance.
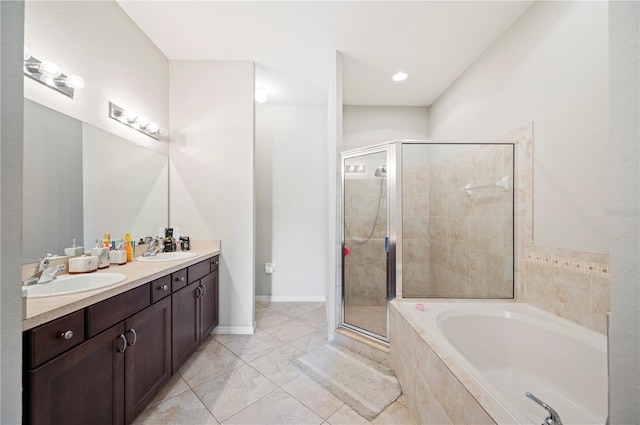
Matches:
[[428, 1, 609, 254], [169, 61, 255, 334], [24, 1, 169, 154], [609, 1, 640, 422], [255, 105, 327, 300], [342, 106, 429, 151], [1, 1, 24, 421]]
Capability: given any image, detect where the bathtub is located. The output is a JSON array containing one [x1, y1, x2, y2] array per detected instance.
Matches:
[[391, 301, 607, 425]]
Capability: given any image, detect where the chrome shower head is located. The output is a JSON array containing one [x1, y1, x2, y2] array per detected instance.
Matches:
[[375, 166, 387, 178]]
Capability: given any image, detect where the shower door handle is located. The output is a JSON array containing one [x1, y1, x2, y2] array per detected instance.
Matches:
[[384, 237, 389, 253]]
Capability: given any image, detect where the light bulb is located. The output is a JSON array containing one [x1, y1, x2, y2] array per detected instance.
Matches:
[[255, 88, 267, 103], [348, 165, 355, 172], [64, 74, 84, 89], [39, 74, 56, 86], [158, 128, 169, 137], [392, 71, 408, 82], [136, 116, 149, 128], [123, 110, 137, 123], [146, 122, 159, 133], [38, 61, 61, 78], [24, 45, 30, 61]]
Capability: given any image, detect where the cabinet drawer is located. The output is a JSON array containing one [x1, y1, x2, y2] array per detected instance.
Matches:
[[86, 284, 150, 338], [24, 310, 85, 369], [188, 259, 210, 284], [171, 268, 188, 292], [210, 256, 219, 272], [151, 275, 172, 304]]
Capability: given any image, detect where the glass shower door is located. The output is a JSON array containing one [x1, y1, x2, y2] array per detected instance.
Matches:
[[342, 149, 390, 340]]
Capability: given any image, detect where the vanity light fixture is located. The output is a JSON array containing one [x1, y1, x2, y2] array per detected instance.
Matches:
[[108, 102, 168, 140], [23, 46, 85, 98], [345, 164, 366, 173], [392, 71, 408, 82]]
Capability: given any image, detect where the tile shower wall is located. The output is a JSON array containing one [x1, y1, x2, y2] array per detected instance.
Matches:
[[343, 178, 387, 307], [403, 145, 514, 298]]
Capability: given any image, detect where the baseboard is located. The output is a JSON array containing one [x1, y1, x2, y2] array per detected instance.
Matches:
[[255, 295, 326, 302], [211, 325, 255, 335]]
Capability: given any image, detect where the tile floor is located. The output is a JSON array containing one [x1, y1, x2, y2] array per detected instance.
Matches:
[[133, 301, 415, 425]]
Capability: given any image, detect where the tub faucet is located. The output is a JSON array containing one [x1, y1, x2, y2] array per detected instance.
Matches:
[[526, 392, 563, 425]]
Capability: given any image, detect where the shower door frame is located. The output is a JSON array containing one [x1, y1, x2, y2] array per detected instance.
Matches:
[[339, 143, 399, 343]]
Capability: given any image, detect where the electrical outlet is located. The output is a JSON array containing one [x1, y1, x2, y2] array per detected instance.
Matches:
[[265, 262, 275, 274]]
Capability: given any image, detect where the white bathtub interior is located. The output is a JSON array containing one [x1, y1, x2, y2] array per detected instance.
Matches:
[[395, 301, 607, 424]]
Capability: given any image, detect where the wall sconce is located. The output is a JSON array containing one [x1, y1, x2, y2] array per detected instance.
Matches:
[[23, 46, 84, 99], [108, 102, 168, 140]]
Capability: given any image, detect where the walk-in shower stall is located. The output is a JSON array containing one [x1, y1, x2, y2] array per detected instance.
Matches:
[[340, 141, 515, 342]]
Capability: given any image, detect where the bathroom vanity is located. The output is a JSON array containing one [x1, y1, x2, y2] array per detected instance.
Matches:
[[21, 241, 221, 425]]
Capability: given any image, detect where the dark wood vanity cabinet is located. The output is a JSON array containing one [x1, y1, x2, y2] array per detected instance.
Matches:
[[23, 255, 219, 425], [171, 256, 220, 374]]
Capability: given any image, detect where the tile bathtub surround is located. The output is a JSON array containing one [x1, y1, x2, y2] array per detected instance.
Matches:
[[134, 302, 415, 425], [500, 123, 611, 334]]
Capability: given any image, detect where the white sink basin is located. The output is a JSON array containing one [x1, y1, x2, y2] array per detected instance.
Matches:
[[22, 273, 127, 298], [136, 252, 198, 262]]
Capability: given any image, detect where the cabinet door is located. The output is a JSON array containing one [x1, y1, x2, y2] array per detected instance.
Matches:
[[124, 296, 171, 424], [27, 323, 125, 425], [172, 281, 200, 374], [200, 272, 218, 339]]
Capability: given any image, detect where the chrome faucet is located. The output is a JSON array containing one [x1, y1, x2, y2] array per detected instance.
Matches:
[[144, 238, 161, 257], [526, 392, 563, 425], [23, 254, 65, 286], [38, 264, 66, 284]]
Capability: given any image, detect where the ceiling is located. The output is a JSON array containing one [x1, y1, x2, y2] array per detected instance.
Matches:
[[117, 1, 533, 106]]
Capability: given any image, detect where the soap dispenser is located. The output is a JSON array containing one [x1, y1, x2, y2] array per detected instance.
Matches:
[[64, 239, 84, 257], [91, 239, 110, 269]]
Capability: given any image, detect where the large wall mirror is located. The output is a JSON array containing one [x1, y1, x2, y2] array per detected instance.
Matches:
[[23, 99, 169, 263]]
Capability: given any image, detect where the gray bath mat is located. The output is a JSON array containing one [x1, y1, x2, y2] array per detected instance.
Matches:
[[293, 343, 401, 421]]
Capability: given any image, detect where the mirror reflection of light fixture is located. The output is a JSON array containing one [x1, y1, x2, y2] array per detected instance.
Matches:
[[108, 102, 168, 141], [23, 46, 84, 98], [345, 164, 366, 173], [255, 87, 267, 103]]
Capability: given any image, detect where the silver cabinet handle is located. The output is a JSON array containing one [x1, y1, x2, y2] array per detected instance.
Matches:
[[60, 330, 74, 340], [126, 328, 137, 347], [117, 334, 127, 353], [201, 284, 207, 296], [175, 276, 185, 282], [196, 286, 202, 298], [159, 284, 169, 291]]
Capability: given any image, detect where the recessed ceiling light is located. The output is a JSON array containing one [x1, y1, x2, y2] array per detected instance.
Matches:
[[255, 87, 267, 103], [392, 71, 408, 82]]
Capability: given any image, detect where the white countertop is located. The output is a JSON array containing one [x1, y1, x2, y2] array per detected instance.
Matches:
[[23, 240, 221, 331]]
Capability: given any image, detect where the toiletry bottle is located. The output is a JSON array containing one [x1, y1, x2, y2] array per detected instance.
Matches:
[[104, 232, 111, 249], [124, 233, 133, 262]]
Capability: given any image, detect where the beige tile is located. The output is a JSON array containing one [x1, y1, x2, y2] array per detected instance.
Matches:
[[282, 374, 344, 419], [297, 307, 328, 329], [263, 318, 317, 342], [192, 364, 278, 422], [291, 328, 329, 353], [249, 344, 304, 386], [372, 400, 415, 425], [224, 329, 287, 362], [553, 267, 592, 328], [326, 404, 371, 425], [179, 338, 242, 388], [225, 388, 324, 425], [271, 302, 320, 317], [145, 373, 190, 409], [256, 309, 290, 329], [213, 333, 244, 345], [591, 274, 611, 334], [132, 390, 218, 425]]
